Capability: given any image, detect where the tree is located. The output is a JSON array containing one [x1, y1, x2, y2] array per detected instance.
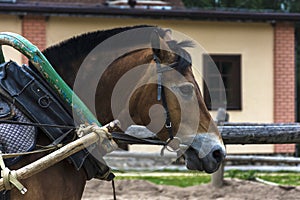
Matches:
[[181, 0, 300, 12]]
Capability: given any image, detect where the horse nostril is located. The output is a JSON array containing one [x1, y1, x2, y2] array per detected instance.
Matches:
[[212, 148, 225, 163]]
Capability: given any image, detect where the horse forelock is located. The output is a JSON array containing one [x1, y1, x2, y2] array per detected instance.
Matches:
[[166, 40, 194, 75]]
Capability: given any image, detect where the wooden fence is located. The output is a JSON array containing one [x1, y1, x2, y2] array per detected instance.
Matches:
[[211, 122, 300, 187], [121, 122, 300, 187]]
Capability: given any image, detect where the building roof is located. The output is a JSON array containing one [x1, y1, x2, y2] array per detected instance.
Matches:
[[17, 0, 106, 5], [0, 0, 300, 22]]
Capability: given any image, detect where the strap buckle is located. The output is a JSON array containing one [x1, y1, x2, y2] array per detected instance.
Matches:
[[165, 122, 172, 129]]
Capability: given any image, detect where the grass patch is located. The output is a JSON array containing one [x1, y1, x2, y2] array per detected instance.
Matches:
[[225, 170, 300, 186], [225, 170, 256, 180], [114, 170, 300, 187], [115, 172, 211, 187], [257, 174, 300, 185]]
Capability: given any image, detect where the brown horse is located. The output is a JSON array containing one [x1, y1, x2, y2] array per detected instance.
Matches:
[[8, 25, 225, 199]]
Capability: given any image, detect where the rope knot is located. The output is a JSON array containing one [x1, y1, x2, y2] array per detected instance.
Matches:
[[0, 152, 27, 194]]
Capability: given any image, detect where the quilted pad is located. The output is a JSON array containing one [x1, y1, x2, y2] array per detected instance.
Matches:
[[0, 106, 36, 165]]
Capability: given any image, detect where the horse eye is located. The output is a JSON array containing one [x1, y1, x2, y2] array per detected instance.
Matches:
[[179, 84, 194, 96]]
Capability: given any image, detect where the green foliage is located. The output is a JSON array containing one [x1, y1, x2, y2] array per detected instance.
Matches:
[[181, 0, 300, 12]]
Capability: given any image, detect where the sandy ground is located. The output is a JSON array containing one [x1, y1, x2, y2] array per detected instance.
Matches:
[[82, 178, 300, 200]]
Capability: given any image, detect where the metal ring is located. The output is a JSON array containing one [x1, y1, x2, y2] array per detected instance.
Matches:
[[38, 95, 51, 108], [165, 136, 182, 152]]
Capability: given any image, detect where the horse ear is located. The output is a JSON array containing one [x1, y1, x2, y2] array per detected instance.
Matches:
[[151, 30, 161, 57], [164, 29, 172, 41], [151, 30, 172, 61]]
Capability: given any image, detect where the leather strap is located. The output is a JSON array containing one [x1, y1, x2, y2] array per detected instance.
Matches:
[[154, 55, 174, 141]]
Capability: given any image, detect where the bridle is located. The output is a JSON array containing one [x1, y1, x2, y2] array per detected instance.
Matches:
[[95, 53, 186, 154], [153, 54, 174, 142], [153, 54, 184, 154]]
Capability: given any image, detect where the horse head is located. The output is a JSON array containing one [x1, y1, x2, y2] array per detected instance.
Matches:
[[118, 28, 226, 173]]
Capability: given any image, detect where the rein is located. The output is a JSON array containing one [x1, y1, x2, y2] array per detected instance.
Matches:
[[0, 56, 181, 158], [0, 119, 76, 130], [0, 119, 75, 158]]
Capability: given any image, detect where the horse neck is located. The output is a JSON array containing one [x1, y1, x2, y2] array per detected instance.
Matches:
[[95, 48, 155, 127], [42, 27, 155, 88], [42, 36, 107, 88]]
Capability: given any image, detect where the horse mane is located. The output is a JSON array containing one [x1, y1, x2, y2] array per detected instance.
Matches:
[[41, 25, 193, 77], [42, 25, 153, 68]]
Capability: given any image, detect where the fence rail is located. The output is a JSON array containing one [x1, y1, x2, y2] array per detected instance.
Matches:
[[105, 152, 300, 164], [126, 123, 300, 144], [106, 151, 177, 159], [219, 123, 300, 144], [226, 155, 300, 164]]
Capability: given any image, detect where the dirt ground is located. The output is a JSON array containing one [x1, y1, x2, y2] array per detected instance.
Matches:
[[82, 178, 300, 200]]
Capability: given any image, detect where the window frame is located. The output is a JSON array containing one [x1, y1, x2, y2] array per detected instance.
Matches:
[[203, 54, 242, 111]]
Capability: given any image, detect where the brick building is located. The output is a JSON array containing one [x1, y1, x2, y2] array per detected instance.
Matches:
[[274, 22, 296, 153], [0, 0, 299, 154]]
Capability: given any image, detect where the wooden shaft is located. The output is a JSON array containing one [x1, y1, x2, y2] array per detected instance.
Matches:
[[0, 129, 106, 191]]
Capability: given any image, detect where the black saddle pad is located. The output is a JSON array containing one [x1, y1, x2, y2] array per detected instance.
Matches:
[[0, 104, 36, 166]]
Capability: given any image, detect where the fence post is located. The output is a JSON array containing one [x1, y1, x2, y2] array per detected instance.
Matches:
[[211, 108, 228, 188], [211, 161, 225, 188]]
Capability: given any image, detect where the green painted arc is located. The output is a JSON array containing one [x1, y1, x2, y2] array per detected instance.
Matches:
[[0, 32, 101, 127]]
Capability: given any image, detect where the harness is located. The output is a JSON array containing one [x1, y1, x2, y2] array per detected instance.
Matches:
[[0, 61, 114, 180], [0, 31, 187, 200], [0, 55, 185, 199]]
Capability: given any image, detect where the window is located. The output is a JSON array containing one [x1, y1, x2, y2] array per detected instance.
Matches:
[[203, 55, 242, 110]]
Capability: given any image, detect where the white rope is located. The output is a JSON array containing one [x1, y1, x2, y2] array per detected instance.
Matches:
[[0, 151, 27, 194]]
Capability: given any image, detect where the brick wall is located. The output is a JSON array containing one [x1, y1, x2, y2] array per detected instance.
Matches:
[[21, 15, 46, 63], [274, 22, 296, 153]]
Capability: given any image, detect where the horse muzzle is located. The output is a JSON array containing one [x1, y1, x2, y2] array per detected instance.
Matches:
[[183, 133, 226, 173]]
